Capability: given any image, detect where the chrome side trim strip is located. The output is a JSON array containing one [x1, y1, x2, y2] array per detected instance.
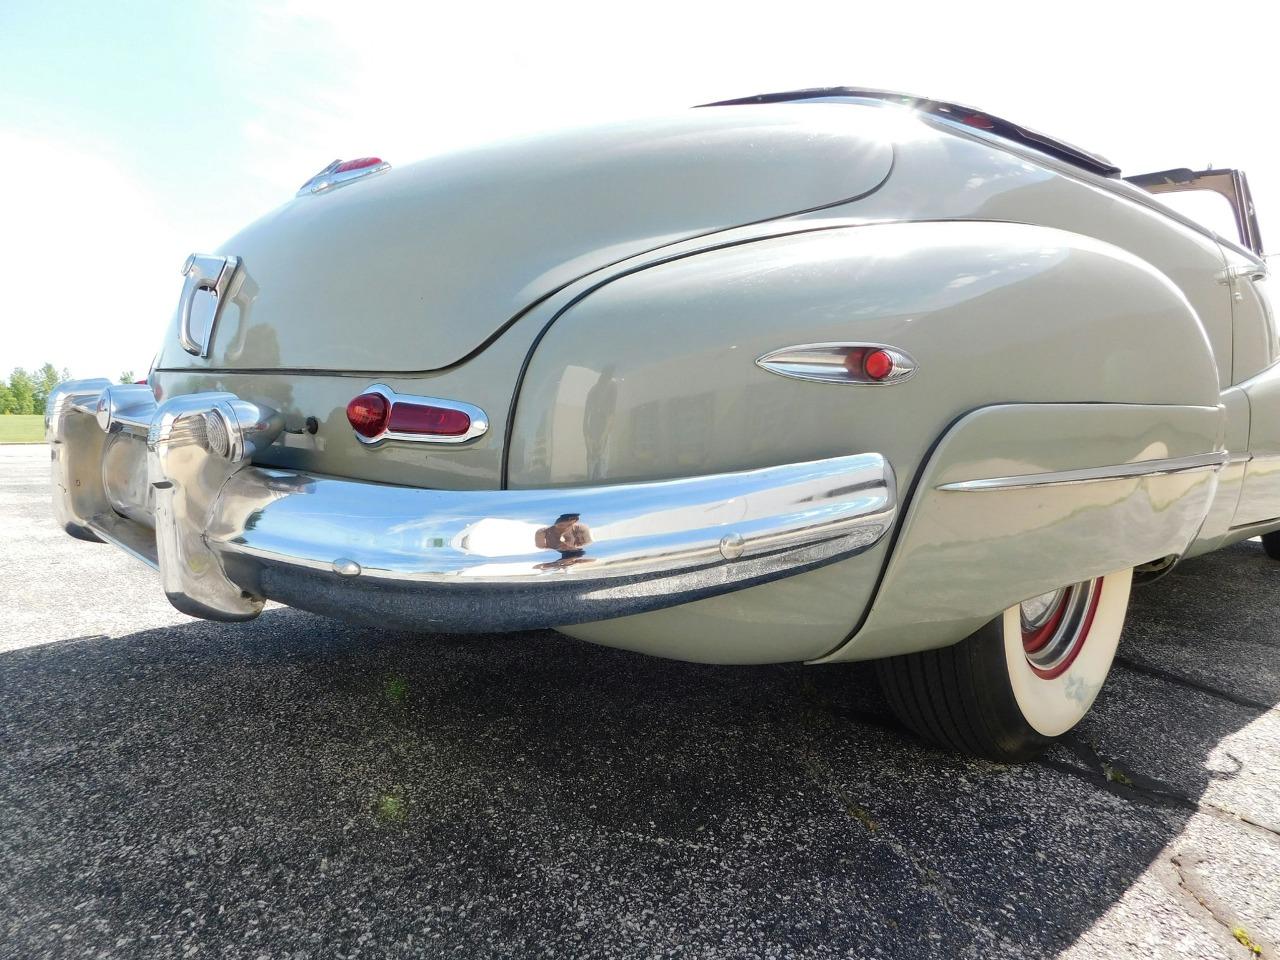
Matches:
[[937, 451, 1229, 492]]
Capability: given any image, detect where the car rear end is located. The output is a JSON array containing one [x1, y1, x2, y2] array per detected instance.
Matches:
[[47, 103, 901, 639]]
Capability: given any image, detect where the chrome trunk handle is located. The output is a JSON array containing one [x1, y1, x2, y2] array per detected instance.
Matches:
[[177, 254, 240, 357]]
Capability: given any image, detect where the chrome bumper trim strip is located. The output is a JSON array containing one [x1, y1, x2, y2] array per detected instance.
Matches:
[[936, 450, 1229, 492]]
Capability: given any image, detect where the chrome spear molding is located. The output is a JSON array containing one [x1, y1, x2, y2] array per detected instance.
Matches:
[[45, 381, 896, 632], [936, 451, 1229, 491]]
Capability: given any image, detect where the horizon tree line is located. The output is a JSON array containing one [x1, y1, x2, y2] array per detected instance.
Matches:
[[0, 367, 136, 415]]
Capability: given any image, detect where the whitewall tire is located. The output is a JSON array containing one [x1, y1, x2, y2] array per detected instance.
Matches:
[[876, 568, 1133, 761]]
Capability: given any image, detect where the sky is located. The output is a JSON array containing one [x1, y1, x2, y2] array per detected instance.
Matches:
[[1, 0, 1276, 380]]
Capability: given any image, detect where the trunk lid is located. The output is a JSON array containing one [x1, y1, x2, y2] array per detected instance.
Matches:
[[155, 103, 893, 373]]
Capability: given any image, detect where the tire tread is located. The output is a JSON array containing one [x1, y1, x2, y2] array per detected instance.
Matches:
[[875, 618, 1053, 762]]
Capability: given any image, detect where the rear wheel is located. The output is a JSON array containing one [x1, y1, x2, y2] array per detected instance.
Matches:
[[876, 568, 1133, 762], [1262, 531, 1280, 560]]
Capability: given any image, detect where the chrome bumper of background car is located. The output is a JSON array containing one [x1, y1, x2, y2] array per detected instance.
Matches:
[[46, 380, 896, 632]]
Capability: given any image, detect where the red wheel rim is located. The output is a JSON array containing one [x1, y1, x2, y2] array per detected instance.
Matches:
[[1019, 578, 1104, 680], [1022, 594, 1068, 654]]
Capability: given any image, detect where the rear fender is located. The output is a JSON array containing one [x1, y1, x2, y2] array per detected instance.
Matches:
[[507, 219, 1224, 662], [508, 219, 1220, 491], [814, 401, 1224, 663]]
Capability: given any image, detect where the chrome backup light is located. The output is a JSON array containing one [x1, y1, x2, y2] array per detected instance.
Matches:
[[756, 342, 917, 385], [194, 400, 285, 463], [297, 157, 390, 196], [202, 409, 232, 459]]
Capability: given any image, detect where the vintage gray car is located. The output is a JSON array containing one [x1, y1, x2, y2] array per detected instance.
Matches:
[[48, 88, 1274, 761]]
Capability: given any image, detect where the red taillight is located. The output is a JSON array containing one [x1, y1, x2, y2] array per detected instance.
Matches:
[[388, 403, 471, 436], [840, 347, 896, 381], [862, 349, 895, 381], [346, 392, 390, 438], [346, 391, 474, 440], [334, 157, 384, 173]]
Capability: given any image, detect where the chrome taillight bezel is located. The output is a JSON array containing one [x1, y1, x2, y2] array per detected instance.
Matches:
[[756, 342, 918, 386], [347, 384, 489, 446], [297, 158, 391, 196]]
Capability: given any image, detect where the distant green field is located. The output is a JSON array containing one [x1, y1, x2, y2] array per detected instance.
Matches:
[[0, 415, 45, 443]]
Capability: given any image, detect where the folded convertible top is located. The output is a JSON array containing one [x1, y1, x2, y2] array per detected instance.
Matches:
[[701, 86, 1121, 178]]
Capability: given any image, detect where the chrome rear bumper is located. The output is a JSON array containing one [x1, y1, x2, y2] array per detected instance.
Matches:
[[46, 380, 896, 632]]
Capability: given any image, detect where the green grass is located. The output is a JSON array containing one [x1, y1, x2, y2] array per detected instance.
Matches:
[[0, 415, 44, 443]]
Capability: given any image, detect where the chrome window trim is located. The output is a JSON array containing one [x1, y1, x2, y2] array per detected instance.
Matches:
[[936, 451, 1228, 492], [354, 383, 489, 446], [756, 342, 918, 385]]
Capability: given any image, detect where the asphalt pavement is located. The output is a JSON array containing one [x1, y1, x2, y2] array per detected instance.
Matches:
[[2, 443, 1278, 959]]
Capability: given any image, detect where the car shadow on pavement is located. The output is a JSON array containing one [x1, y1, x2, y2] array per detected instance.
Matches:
[[1, 541, 1277, 959]]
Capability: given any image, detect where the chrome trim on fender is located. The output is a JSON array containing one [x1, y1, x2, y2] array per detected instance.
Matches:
[[46, 381, 895, 632], [756, 342, 917, 385], [354, 383, 489, 445], [936, 451, 1229, 492]]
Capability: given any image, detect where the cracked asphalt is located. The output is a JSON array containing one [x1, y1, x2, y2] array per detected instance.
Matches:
[[2, 442, 1278, 959]]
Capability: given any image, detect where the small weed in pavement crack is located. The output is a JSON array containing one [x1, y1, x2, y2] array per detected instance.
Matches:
[[1042, 738, 1280, 842], [1235, 928, 1265, 957], [1172, 853, 1273, 958], [1042, 735, 1197, 811]]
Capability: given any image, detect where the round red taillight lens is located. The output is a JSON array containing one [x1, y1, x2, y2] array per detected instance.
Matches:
[[346, 392, 390, 438], [862, 349, 895, 381]]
